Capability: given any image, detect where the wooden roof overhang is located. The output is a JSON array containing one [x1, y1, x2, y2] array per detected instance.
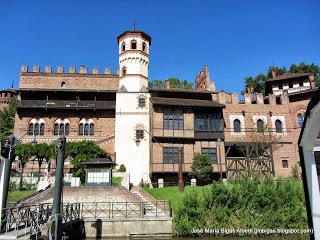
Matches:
[[150, 97, 225, 109], [80, 157, 116, 167]]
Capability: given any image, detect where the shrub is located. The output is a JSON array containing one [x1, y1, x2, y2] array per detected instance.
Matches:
[[112, 177, 123, 186], [174, 180, 307, 236], [118, 164, 126, 172], [189, 153, 213, 186]]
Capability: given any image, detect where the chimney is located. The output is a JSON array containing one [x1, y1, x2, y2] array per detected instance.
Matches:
[[309, 74, 316, 89], [165, 80, 170, 89], [79, 66, 87, 74], [104, 68, 111, 74], [271, 68, 277, 80], [256, 93, 264, 104]]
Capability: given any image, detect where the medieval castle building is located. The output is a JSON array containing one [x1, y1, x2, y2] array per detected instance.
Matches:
[[10, 30, 318, 185]]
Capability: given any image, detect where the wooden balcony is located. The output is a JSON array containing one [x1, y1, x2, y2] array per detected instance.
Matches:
[[16, 100, 116, 110], [194, 130, 224, 140]]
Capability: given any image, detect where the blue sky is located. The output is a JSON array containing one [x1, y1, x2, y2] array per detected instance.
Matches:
[[0, 0, 319, 93]]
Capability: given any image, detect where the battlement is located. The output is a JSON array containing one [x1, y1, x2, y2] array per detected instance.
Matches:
[[20, 66, 114, 75], [217, 90, 289, 106]]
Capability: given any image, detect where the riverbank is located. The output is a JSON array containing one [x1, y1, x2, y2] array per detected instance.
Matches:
[[146, 180, 308, 236]]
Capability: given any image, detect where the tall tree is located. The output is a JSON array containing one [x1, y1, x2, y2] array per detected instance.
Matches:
[[15, 144, 33, 189], [33, 143, 51, 183], [66, 141, 107, 182], [0, 98, 16, 142]]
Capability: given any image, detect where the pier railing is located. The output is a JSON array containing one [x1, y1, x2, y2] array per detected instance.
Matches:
[[80, 201, 171, 220]]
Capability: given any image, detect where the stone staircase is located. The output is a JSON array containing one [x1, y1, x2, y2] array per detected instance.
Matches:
[[131, 187, 170, 218]]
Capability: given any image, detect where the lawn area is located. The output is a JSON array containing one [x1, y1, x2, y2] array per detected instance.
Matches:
[[145, 185, 210, 212], [8, 190, 35, 203]]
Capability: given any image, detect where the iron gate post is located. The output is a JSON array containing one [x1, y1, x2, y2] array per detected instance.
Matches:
[[52, 135, 66, 240], [0, 135, 16, 231]]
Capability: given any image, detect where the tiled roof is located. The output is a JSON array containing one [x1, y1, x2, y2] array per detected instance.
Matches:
[[268, 72, 312, 81]]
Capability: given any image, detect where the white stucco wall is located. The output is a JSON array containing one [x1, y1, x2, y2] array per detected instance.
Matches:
[[115, 93, 150, 185]]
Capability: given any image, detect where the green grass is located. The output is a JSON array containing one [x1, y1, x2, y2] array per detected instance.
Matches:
[[8, 190, 35, 203], [145, 185, 211, 212]]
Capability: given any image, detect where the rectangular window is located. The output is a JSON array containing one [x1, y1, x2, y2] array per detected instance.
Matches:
[[282, 160, 289, 168], [201, 148, 218, 164], [136, 130, 144, 139], [163, 111, 183, 130], [138, 98, 145, 108], [195, 113, 223, 131], [163, 147, 183, 164]]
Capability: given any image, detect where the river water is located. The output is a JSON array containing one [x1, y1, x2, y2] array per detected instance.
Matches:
[[85, 236, 309, 240]]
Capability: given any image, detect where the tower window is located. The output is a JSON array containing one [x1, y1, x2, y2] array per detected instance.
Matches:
[[131, 40, 137, 49], [142, 42, 146, 52], [233, 119, 241, 133], [136, 130, 144, 140], [275, 119, 283, 133], [138, 98, 145, 108], [122, 42, 126, 52], [122, 67, 126, 76]]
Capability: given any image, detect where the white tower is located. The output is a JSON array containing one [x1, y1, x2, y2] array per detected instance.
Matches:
[[115, 31, 152, 186]]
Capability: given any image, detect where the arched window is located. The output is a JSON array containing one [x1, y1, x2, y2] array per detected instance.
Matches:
[[142, 42, 146, 52], [233, 119, 241, 133], [131, 40, 137, 49], [275, 119, 283, 133], [28, 118, 45, 136], [122, 67, 126, 76], [121, 42, 126, 52], [79, 118, 94, 136], [298, 113, 304, 128], [53, 118, 70, 136], [257, 119, 264, 133]]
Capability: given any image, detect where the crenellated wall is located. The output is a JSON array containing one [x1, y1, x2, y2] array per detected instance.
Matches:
[[19, 65, 120, 91]]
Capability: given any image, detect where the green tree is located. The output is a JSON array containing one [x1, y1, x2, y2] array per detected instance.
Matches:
[[15, 144, 33, 190], [189, 153, 213, 186], [66, 141, 107, 182], [33, 143, 51, 183], [0, 98, 16, 142], [244, 74, 267, 93], [149, 77, 193, 89]]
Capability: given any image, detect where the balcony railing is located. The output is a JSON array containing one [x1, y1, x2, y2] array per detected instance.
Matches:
[[16, 100, 116, 110], [194, 130, 224, 139]]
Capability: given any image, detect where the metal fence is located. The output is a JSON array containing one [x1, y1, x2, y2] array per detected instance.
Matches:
[[80, 201, 171, 220], [1, 200, 171, 236], [1, 202, 80, 236]]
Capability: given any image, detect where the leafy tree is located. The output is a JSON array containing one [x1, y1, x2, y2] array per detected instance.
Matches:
[[15, 144, 33, 190], [118, 164, 126, 172], [65, 141, 107, 182], [189, 153, 213, 186], [33, 143, 51, 183], [244, 74, 267, 93], [0, 98, 16, 142], [149, 77, 193, 89]]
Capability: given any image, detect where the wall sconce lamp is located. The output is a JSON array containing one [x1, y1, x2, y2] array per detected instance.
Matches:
[[269, 111, 273, 116], [242, 110, 246, 116]]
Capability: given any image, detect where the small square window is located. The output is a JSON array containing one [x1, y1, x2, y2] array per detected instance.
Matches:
[[282, 160, 288, 168], [138, 98, 145, 108], [136, 130, 144, 140]]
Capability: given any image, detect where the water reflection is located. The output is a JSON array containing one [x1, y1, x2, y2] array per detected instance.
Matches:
[[85, 235, 309, 240]]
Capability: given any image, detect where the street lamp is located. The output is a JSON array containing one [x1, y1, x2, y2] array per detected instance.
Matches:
[[217, 138, 223, 180]]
